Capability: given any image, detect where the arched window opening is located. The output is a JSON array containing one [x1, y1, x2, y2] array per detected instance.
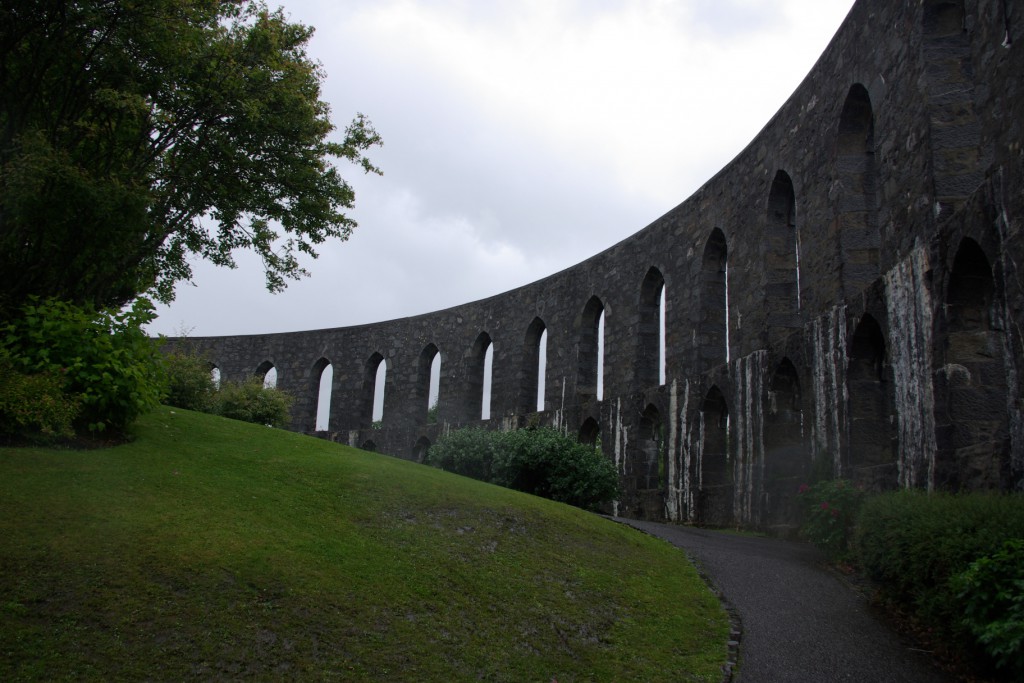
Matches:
[[210, 365, 221, 390], [520, 318, 547, 413], [577, 296, 604, 400], [597, 310, 605, 400], [483, 341, 494, 420], [699, 386, 732, 527], [947, 238, 994, 331], [766, 170, 801, 330], [836, 84, 879, 297], [579, 417, 600, 446], [537, 329, 548, 412], [659, 285, 667, 385], [373, 361, 386, 423], [363, 352, 386, 426], [465, 332, 493, 421], [699, 230, 729, 371], [940, 238, 1008, 491], [847, 314, 895, 489], [764, 358, 804, 526], [637, 267, 666, 388], [255, 361, 276, 388], [413, 436, 431, 463], [417, 344, 441, 423], [429, 354, 441, 411], [313, 358, 333, 432], [361, 440, 377, 452]]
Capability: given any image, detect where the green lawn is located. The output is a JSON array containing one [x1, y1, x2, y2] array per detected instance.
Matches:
[[0, 407, 728, 681]]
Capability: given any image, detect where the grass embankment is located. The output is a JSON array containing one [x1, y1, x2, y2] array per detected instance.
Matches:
[[1, 407, 728, 681]]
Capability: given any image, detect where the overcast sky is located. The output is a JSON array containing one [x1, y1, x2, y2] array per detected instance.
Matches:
[[149, 0, 856, 338]]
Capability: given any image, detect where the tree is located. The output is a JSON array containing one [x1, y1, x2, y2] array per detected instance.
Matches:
[[0, 0, 381, 318]]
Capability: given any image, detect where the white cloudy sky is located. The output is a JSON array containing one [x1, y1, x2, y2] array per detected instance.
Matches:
[[149, 0, 856, 338]]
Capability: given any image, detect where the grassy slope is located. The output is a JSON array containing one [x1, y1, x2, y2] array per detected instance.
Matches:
[[0, 407, 728, 681]]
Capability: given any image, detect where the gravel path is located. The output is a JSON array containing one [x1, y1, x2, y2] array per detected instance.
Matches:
[[615, 518, 950, 683]]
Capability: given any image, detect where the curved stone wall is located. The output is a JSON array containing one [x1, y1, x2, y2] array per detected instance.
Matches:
[[178, 0, 1024, 528]]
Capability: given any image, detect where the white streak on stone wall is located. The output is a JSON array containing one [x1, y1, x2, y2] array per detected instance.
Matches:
[[695, 410, 705, 494], [735, 351, 766, 524], [885, 244, 937, 490], [993, 172, 1024, 487], [666, 379, 680, 520], [560, 377, 566, 422], [733, 365, 746, 523], [811, 306, 848, 475], [680, 379, 693, 522], [725, 262, 732, 364], [796, 224, 803, 311], [613, 398, 627, 517], [1002, 299, 1024, 489]]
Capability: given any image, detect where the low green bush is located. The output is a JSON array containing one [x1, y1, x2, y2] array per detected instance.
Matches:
[[797, 479, 864, 561], [161, 344, 217, 413], [427, 427, 619, 511], [491, 428, 619, 510], [213, 378, 293, 428], [0, 358, 79, 441], [951, 539, 1024, 677], [854, 491, 1024, 675], [1, 297, 165, 433], [425, 427, 495, 481]]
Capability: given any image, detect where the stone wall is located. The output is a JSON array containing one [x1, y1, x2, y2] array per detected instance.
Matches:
[[175, 0, 1024, 530]]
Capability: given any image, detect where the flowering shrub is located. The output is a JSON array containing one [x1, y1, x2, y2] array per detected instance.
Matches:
[[797, 479, 864, 560]]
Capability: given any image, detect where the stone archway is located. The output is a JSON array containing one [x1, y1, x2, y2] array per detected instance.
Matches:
[[938, 238, 1010, 490], [763, 358, 805, 527], [698, 386, 732, 527], [847, 314, 897, 490]]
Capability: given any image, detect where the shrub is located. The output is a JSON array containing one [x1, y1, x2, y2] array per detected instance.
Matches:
[[425, 427, 495, 481], [213, 378, 293, 428], [854, 491, 1024, 673], [427, 427, 619, 511], [1, 297, 166, 433], [951, 539, 1024, 677], [492, 428, 619, 510], [0, 357, 79, 441], [161, 345, 217, 412], [797, 479, 864, 561]]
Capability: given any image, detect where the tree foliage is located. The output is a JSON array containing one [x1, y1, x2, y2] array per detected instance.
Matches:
[[0, 0, 381, 317]]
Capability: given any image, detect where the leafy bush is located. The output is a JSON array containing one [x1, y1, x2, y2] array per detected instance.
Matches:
[[213, 378, 293, 428], [161, 345, 217, 412], [797, 479, 865, 561], [854, 491, 1024, 673], [951, 539, 1024, 677], [0, 358, 79, 441], [426, 427, 496, 481], [427, 427, 619, 511], [1, 297, 166, 433]]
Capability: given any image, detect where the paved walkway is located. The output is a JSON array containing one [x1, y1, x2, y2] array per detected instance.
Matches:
[[615, 519, 950, 683]]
